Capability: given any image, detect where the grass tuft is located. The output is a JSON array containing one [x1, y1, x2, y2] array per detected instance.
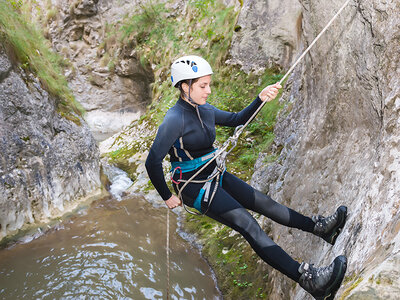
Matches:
[[0, 0, 84, 122]]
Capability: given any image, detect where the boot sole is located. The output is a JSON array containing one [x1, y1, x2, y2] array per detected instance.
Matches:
[[325, 206, 348, 245], [315, 255, 348, 300]]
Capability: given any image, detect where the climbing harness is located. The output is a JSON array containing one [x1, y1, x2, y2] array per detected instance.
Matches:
[[165, 0, 352, 295], [170, 127, 237, 215], [170, 149, 224, 214]]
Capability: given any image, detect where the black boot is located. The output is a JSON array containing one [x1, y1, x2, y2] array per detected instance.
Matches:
[[298, 255, 347, 300], [313, 206, 347, 245]]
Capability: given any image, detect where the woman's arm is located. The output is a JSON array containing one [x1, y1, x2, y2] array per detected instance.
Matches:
[[213, 83, 281, 127], [145, 112, 181, 201]]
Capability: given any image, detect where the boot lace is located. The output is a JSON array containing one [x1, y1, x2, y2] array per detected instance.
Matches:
[[312, 210, 338, 234], [299, 262, 334, 292]]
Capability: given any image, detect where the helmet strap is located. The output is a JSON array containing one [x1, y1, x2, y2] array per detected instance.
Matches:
[[187, 79, 197, 106]]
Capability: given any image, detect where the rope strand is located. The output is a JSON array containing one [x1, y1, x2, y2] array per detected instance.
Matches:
[[166, 208, 170, 300]]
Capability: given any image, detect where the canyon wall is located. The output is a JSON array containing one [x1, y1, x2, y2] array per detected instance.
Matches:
[[0, 46, 101, 241], [242, 0, 400, 298]]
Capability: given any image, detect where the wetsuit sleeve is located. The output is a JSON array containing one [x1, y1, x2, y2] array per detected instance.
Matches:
[[213, 96, 263, 127], [145, 112, 181, 201]]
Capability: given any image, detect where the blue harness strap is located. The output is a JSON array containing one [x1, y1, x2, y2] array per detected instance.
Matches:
[[193, 174, 224, 213], [193, 189, 205, 212], [170, 149, 217, 173]]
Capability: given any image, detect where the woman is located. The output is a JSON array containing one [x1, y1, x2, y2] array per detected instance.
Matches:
[[145, 55, 347, 300]]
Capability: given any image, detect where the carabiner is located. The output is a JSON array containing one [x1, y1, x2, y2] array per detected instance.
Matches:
[[171, 166, 182, 185]]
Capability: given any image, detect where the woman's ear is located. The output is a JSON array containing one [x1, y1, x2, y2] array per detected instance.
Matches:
[[181, 82, 189, 94]]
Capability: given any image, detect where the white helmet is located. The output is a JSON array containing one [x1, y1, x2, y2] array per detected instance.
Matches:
[[170, 55, 213, 87]]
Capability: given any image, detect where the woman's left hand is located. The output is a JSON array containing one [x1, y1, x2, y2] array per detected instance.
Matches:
[[259, 83, 282, 102]]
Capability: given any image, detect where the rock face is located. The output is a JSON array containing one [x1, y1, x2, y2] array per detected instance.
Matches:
[[40, 0, 154, 140], [0, 47, 101, 241], [244, 0, 400, 299], [229, 0, 302, 72]]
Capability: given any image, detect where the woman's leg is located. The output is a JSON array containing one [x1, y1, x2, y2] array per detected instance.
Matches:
[[221, 172, 315, 232], [205, 187, 301, 282]]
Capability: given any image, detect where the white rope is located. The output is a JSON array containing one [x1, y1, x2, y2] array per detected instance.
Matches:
[[166, 208, 170, 300], [280, 0, 352, 84], [177, 0, 352, 202], [237, 0, 352, 136]]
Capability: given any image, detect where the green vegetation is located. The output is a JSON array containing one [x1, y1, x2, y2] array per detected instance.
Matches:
[[183, 213, 273, 298], [0, 0, 84, 122], [212, 70, 283, 180], [1, 0, 287, 297]]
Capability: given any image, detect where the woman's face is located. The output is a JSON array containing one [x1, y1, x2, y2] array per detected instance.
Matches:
[[183, 75, 212, 105]]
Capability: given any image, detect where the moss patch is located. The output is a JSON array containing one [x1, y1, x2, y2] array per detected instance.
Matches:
[[340, 275, 363, 300], [183, 214, 272, 299]]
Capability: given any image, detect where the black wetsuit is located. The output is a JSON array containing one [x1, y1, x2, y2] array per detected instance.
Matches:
[[145, 96, 316, 282]]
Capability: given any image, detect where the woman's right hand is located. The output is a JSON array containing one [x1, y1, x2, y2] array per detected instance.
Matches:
[[165, 194, 182, 209]]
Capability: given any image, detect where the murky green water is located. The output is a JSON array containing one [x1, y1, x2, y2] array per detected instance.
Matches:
[[0, 195, 221, 299]]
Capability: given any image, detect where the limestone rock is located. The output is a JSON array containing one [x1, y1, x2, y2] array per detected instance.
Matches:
[[37, 0, 154, 139], [72, 0, 99, 17], [249, 0, 400, 299], [0, 48, 101, 241], [0, 52, 12, 79], [89, 70, 108, 86], [347, 254, 400, 300], [229, 0, 302, 72]]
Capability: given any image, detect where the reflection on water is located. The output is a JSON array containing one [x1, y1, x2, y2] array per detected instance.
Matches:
[[0, 195, 221, 299]]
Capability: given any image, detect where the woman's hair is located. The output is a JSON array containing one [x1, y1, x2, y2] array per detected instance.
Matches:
[[177, 78, 199, 99]]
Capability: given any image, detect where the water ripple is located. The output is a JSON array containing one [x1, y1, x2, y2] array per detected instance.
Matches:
[[0, 195, 221, 299]]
